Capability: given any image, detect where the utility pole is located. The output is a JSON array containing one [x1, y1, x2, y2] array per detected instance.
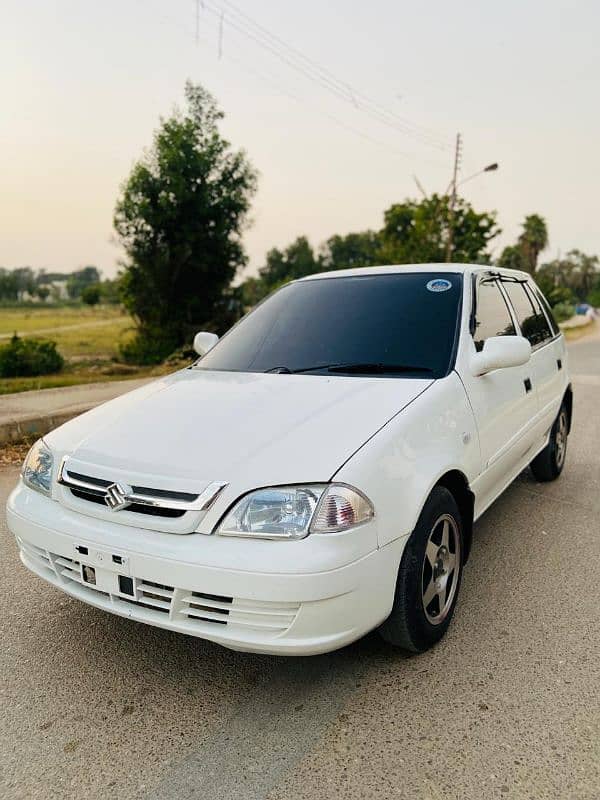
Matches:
[[445, 132, 462, 263]]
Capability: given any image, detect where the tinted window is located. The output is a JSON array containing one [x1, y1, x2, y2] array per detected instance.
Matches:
[[473, 278, 516, 351], [531, 284, 560, 336], [502, 280, 552, 347], [197, 272, 463, 378]]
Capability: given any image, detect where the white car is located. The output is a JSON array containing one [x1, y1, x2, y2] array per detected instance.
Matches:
[[6, 264, 571, 656]]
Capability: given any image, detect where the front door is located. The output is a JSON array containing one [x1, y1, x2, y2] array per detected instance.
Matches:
[[456, 274, 538, 514]]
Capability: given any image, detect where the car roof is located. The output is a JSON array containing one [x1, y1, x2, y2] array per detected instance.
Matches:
[[298, 263, 531, 282]]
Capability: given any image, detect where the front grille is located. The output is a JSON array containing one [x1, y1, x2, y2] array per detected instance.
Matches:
[[18, 539, 300, 638], [69, 488, 186, 518], [61, 469, 194, 519]]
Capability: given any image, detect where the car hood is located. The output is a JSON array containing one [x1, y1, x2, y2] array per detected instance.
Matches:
[[47, 368, 432, 490]]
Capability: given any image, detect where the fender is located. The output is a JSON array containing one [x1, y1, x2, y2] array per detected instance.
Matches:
[[333, 373, 480, 548]]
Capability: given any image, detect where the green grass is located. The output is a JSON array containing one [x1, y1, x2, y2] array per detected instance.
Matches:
[[0, 305, 135, 359], [0, 305, 147, 393]]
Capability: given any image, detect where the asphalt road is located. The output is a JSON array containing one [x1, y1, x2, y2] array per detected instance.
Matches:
[[1, 336, 599, 800]]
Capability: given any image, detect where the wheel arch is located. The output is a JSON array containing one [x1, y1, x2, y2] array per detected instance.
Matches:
[[434, 470, 475, 564]]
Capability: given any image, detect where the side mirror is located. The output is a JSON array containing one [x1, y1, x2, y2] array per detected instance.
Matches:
[[470, 336, 531, 376], [193, 331, 219, 356]]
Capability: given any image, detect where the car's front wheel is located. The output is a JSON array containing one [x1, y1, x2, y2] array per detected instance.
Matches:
[[530, 403, 569, 482], [379, 486, 463, 653]]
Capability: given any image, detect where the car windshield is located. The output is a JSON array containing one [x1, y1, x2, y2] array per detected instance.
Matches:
[[196, 272, 463, 378]]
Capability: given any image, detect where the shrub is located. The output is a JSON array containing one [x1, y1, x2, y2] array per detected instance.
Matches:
[[587, 289, 600, 309], [551, 302, 575, 323], [119, 327, 179, 365], [0, 335, 64, 377], [81, 284, 101, 306]]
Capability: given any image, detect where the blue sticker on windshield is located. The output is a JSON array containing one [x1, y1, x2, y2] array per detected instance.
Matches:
[[426, 278, 452, 293]]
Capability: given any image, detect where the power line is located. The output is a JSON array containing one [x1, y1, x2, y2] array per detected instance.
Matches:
[[196, 0, 451, 152], [144, 0, 449, 170], [217, 0, 451, 150]]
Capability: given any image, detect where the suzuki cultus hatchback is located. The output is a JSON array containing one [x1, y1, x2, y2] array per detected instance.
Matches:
[[7, 265, 571, 655]]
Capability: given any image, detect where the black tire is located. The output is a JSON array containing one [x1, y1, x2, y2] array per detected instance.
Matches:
[[378, 486, 464, 653], [530, 403, 568, 482]]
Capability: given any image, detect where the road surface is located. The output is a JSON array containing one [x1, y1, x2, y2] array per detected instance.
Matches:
[[0, 336, 598, 800]]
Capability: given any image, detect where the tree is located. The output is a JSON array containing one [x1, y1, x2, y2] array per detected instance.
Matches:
[[498, 244, 524, 271], [379, 194, 500, 265], [320, 231, 383, 270], [67, 266, 101, 299], [114, 82, 257, 362], [258, 236, 319, 288], [518, 214, 548, 274], [81, 284, 101, 306], [537, 249, 599, 303]]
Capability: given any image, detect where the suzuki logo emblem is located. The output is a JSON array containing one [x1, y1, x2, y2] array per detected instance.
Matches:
[[104, 482, 133, 512]]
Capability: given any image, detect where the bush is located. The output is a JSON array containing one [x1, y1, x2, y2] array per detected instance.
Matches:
[[587, 289, 600, 309], [119, 327, 179, 365], [551, 302, 576, 323], [0, 335, 64, 377], [81, 284, 101, 306]]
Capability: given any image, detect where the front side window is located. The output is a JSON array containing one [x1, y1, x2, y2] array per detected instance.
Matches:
[[196, 272, 463, 378], [502, 280, 552, 347], [473, 278, 516, 352]]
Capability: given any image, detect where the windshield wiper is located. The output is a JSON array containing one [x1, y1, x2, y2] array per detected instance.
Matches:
[[265, 363, 433, 375], [325, 363, 434, 375]]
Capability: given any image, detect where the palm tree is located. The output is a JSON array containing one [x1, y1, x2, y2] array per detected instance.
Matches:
[[518, 214, 548, 274]]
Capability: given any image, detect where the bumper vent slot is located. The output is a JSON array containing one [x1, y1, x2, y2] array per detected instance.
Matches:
[[18, 541, 300, 638]]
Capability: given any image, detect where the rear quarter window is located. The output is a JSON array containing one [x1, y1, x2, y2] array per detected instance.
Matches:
[[501, 280, 553, 347]]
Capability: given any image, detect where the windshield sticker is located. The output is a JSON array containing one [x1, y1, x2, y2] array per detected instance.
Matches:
[[426, 278, 452, 293]]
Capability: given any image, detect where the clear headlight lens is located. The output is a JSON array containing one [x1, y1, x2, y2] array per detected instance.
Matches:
[[21, 439, 54, 497], [217, 484, 373, 540]]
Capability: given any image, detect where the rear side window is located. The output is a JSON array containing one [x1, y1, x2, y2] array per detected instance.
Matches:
[[502, 280, 553, 347], [473, 278, 516, 352], [531, 285, 560, 336]]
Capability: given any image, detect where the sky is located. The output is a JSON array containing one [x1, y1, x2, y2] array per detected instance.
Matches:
[[1, 0, 599, 279]]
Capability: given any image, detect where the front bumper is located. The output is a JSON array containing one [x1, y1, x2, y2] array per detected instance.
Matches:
[[6, 483, 406, 656]]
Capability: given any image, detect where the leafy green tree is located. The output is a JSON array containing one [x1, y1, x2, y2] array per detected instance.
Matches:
[[114, 82, 257, 363], [518, 214, 548, 274], [81, 284, 101, 306], [36, 286, 50, 302], [379, 194, 500, 264], [537, 250, 599, 303], [67, 266, 101, 299], [99, 278, 122, 305], [498, 244, 524, 271], [259, 236, 319, 287], [320, 231, 383, 269]]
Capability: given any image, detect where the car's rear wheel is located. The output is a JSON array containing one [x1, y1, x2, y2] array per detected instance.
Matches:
[[530, 403, 568, 482], [379, 486, 463, 653]]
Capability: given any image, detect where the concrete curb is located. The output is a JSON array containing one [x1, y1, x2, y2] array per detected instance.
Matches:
[[0, 403, 96, 446]]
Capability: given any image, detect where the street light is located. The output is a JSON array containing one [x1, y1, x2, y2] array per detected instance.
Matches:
[[457, 162, 499, 188], [445, 155, 499, 262]]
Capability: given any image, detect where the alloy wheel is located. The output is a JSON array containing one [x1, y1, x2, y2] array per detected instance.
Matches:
[[555, 409, 568, 469], [421, 513, 461, 625]]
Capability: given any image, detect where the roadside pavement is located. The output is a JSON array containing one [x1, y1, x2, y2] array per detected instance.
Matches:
[[0, 378, 152, 445]]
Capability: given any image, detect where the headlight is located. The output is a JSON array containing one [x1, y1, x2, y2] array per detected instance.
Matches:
[[21, 439, 54, 497], [216, 484, 374, 540]]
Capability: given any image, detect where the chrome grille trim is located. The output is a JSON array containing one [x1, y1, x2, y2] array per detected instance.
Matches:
[[58, 456, 227, 512]]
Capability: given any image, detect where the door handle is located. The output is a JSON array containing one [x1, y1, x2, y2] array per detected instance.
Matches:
[[557, 358, 562, 370], [524, 378, 532, 393]]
